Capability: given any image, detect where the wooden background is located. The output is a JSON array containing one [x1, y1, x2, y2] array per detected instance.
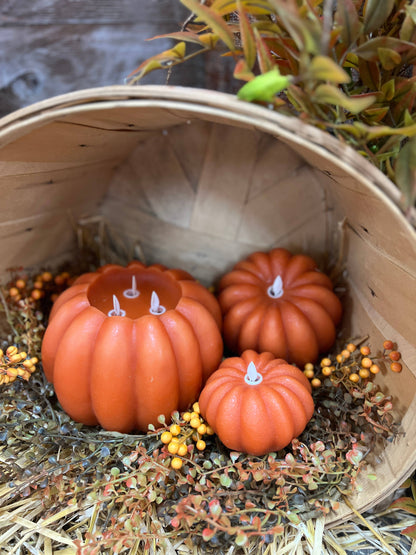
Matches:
[[0, 0, 235, 117]]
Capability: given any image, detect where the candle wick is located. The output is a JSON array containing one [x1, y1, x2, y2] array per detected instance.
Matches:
[[267, 275, 284, 299], [244, 362, 263, 385], [108, 294, 126, 317], [123, 275, 140, 299], [149, 291, 166, 315]]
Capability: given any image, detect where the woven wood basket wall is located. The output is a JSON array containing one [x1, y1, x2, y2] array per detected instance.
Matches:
[[0, 85, 415, 526]]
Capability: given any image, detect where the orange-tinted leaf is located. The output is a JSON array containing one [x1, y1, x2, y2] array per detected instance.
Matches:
[[390, 496, 416, 515], [238, 0, 257, 69], [309, 55, 350, 84], [314, 84, 376, 113], [362, 106, 390, 123], [381, 79, 395, 101], [355, 37, 415, 61], [180, 0, 236, 51], [254, 28, 275, 73], [233, 58, 256, 82], [148, 31, 214, 47], [335, 0, 362, 46], [402, 524, 416, 539], [127, 42, 187, 81], [363, 0, 395, 34], [395, 137, 416, 208], [378, 47, 402, 70]]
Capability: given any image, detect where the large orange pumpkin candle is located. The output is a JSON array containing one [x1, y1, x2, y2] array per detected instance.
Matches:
[[41, 261, 223, 433], [198, 350, 314, 455], [218, 248, 342, 366]]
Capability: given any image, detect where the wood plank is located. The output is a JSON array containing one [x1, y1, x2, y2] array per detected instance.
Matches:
[[0, 120, 139, 163], [0, 206, 95, 277], [237, 166, 326, 245], [126, 134, 195, 227], [190, 124, 260, 239], [247, 134, 304, 201], [0, 161, 111, 220], [102, 198, 266, 285]]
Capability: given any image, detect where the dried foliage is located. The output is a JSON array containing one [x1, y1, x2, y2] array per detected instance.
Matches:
[[0, 269, 402, 552], [128, 0, 416, 210]]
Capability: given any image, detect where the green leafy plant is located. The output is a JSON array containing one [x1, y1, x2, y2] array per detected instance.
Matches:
[[128, 0, 416, 210]]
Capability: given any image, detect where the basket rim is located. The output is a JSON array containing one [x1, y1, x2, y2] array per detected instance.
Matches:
[[0, 84, 414, 233]]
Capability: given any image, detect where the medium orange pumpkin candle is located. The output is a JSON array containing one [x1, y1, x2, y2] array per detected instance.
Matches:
[[42, 261, 223, 433], [218, 248, 342, 366], [198, 350, 314, 455]]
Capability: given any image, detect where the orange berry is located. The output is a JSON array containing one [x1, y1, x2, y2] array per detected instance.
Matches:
[[168, 442, 179, 455], [31, 289, 43, 300], [54, 275, 65, 285], [359, 368, 370, 379], [321, 358, 332, 367], [304, 362, 314, 372], [9, 287, 19, 297], [196, 440, 206, 451], [361, 357, 372, 369], [192, 402, 200, 414], [336, 354, 343, 363], [15, 279, 26, 289], [383, 340, 394, 351], [171, 457, 183, 470], [349, 373, 360, 383], [346, 343, 357, 353], [390, 362, 402, 373], [161, 431, 172, 444], [177, 444, 188, 457], [197, 424, 207, 435], [206, 426, 215, 436], [33, 280, 43, 290], [370, 364, 380, 374], [304, 368, 314, 379], [30, 357, 39, 365], [6, 346, 18, 356], [360, 346, 371, 356], [42, 271, 53, 282], [61, 272, 70, 280], [169, 424, 181, 436], [389, 351, 401, 362], [311, 378, 321, 388], [190, 417, 201, 429], [322, 366, 333, 377], [182, 412, 192, 422], [341, 349, 350, 359]]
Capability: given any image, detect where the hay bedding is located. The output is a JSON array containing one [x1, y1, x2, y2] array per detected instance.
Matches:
[[0, 224, 415, 555]]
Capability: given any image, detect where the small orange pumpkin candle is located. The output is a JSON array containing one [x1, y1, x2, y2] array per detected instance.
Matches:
[[42, 261, 223, 433], [218, 248, 342, 366], [198, 350, 314, 455]]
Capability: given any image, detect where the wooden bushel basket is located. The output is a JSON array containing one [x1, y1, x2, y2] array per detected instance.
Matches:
[[0, 85, 415, 526]]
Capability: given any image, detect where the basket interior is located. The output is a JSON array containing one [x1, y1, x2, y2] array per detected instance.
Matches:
[[0, 95, 415, 523]]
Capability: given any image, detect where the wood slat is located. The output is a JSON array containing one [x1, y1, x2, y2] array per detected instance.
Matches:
[[126, 133, 195, 228], [237, 166, 326, 245], [190, 124, 260, 239]]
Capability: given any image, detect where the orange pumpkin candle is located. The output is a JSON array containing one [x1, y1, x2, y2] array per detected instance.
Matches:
[[198, 350, 314, 455], [218, 248, 342, 366], [41, 261, 223, 433]]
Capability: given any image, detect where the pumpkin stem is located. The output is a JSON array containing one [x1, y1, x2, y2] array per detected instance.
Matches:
[[123, 275, 140, 299], [267, 275, 284, 299], [150, 291, 166, 315], [108, 294, 126, 317], [245, 361, 263, 385]]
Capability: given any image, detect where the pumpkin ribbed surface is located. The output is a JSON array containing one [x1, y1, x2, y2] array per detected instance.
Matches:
[[198, 350, 314, 456], [218, 248, 342, 366], [41, 261, 223, 433]]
